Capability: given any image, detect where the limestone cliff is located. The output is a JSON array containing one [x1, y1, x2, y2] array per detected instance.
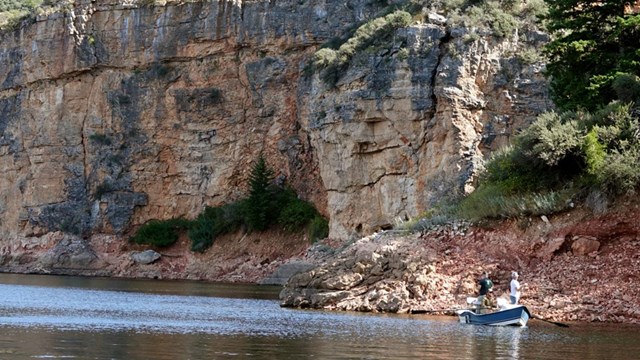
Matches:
[[0, 0, 550, 271]]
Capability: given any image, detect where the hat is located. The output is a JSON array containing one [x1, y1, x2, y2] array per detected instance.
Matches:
[[511, 271, 518, 278]]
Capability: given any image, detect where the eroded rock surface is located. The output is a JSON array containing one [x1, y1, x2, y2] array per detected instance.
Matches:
[[0, 0, 550, 249]]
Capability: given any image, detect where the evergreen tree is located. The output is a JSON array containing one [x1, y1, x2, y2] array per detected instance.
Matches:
[[245, 154, 274, 231], [544, 0, 640, 111]]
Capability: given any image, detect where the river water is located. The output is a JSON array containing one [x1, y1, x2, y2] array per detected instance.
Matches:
[[0, 274, 638, 359]]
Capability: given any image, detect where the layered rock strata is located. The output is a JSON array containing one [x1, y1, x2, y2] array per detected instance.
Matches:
[[0, 0, 549, 271]]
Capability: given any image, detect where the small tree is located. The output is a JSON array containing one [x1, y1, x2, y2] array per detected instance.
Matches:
[[245, 154, 274, 231]]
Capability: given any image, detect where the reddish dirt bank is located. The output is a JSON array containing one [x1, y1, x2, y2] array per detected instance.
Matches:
[[468, 204, 637, 323], [415, 205, 640, 324], [99, 228, 311, 283]]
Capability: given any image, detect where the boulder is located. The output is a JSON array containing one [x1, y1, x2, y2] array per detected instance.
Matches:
[[571, 236, 600, 256], [538, 237, 566, 259], [427, 13, 447, 25], [130, 250, 161, 265], [260, 261, 315, 285]]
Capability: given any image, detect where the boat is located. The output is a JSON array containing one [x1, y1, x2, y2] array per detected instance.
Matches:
[[456, 304, 531, 326]]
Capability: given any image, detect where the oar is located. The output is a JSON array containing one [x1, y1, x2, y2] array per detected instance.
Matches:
[[531, 313, 569, 327]]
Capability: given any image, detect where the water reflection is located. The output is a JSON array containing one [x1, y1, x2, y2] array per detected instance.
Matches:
[[508, 326, 522, 359], [0, 273, 639, 359]]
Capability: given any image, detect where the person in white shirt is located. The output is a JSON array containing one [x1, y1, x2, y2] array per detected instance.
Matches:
[[510, 271, 526, 304]]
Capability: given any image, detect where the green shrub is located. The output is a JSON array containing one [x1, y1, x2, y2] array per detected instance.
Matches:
[[131, 218, 190, 248], [188, 221, 215, 253], [488, 5, 518, 38], [517, 47, 542, 65], [521, 0, 548, 19], [442, 0, 546, 39], [0, 8, 28, 29], [271, 187, 323, 233], [313, 48, 338, 68], [313, 10, 413, 85], [278, 196, 318, 232], [397, 48, 410, 61], [130, 154, 327, 252], [308, 216, 329, 242], [1, 0, 27, 12], [480, 145, 554, 194], [518, 111, 583, 167], [407, 103, 627, 224], [457, 185, 572, 220], [0, 0, 42, 17], [612, 74, 640, 105], [188, 203, 244, 252], [466, 102, 640, 221], [597, 146, 640, 195]]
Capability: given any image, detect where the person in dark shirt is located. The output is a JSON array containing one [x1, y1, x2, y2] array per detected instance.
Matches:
[[477, 271, 493, 311]]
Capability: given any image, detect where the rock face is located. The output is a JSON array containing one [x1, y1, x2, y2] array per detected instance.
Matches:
[[0, 0, 550, 269], [305, 27, 550, 237], [39, 234, 101, 271]]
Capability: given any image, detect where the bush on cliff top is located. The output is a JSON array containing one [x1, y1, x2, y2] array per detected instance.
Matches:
[[0, 0, 46, 29], [0, 0, 36, 12]]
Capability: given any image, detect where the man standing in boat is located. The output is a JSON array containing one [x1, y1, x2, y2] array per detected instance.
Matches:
[[477, 271, 493, 312], [510, 271, 526, 304]]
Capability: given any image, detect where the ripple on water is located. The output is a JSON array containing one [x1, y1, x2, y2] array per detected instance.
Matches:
[[0, 275, 639, 359]]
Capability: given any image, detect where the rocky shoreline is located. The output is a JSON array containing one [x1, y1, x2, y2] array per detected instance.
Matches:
[[1, 200, 638, 325], [280, 200, 640, 325]]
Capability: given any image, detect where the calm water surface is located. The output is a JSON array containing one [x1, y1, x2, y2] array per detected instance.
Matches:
[[0, 273, 638, 359]]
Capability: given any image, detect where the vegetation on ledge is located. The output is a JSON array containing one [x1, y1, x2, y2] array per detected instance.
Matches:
[[0, 0, 40, 29], [132, 155, 329, 252]]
